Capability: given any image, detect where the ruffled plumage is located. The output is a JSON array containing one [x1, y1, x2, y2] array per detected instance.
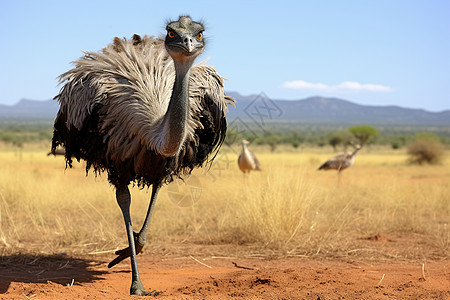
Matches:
[[52, 35, 235, 187]]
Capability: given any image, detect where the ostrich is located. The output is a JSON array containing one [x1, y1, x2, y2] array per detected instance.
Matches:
[[238, 140, 261, 173], [51, 16, 234, 295], [318, 145, 361, 181]]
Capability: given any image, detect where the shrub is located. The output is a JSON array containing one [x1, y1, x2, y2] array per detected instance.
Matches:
[[407, 138, 444, 165], [391, 136, 407, 149], [327, 130, 353, 152]]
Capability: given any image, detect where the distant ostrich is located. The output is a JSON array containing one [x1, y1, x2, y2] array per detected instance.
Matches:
[[318, 145, 361, 181], [51, 16, 234, 295], [238, 140, 261, 173]]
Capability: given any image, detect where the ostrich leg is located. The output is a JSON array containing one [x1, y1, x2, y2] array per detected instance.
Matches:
[[337, 170, 344, 186], [115, 186, 149, 296], [109, 182, 162, 268]]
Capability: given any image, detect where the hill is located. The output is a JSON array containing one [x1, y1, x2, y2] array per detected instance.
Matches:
[[226, 92, 450, 126], [1, 94, 449, 126], [0, 99, 59, 120]]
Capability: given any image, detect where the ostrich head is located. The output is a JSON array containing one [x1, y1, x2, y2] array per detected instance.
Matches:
[[165, 16, 205, 69]]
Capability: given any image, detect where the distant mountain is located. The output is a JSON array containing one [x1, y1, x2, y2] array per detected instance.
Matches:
[[226, 92, 450, 126], [0, 98, 58, 120], [1, 94, 449, 126]]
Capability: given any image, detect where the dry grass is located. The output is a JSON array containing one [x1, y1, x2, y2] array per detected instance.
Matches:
[[0, 145, 449, 261]]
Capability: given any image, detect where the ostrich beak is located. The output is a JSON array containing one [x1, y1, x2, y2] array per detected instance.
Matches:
[[183, 37, 194, 53]]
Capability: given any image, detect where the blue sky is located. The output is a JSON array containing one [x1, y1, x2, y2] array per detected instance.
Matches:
[[1, 0, 449, 111]]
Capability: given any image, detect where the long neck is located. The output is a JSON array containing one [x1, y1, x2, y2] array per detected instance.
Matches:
[[159, 62, 192, 157]]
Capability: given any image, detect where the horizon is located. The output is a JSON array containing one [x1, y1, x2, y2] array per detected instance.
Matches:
[[3, 92, 449, 114], [1, 1, 449, 112]]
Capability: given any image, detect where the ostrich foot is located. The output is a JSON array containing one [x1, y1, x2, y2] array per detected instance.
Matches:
[[130, 279, 154, 296], [108, 232, 145, 268]]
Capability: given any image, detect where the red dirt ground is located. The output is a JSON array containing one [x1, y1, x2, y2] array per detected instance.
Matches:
[[1, 252, 448, 299]]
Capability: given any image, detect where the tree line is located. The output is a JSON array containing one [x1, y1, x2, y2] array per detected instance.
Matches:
[[225, 124, 449, 149]]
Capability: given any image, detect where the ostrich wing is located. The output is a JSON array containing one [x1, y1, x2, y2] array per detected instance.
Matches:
[[251, 152, 261, 170], [318, 152, 351, 170]]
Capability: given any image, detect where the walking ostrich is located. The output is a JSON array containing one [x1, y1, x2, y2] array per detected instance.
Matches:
[[238, 140, 261, 173], [51, 16, 234, 295], [318, 145, 361, 181]]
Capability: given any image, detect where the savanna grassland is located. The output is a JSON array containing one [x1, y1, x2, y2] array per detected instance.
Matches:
[[1, 143, 448, 262]]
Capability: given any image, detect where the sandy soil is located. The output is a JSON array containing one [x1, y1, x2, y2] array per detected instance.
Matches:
[[1, 251, 448, 299]]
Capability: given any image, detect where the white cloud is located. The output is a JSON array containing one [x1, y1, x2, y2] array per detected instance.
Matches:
[[282, 80, 393, 92], [282, 80, 329, 90]]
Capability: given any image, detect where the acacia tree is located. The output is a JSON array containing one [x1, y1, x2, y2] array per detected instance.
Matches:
[[348, 125, 379, 146]]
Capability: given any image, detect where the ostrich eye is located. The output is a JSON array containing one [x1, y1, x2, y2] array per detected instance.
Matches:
[[196, 32, 203, 40], [168, 31, 175, 38]]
